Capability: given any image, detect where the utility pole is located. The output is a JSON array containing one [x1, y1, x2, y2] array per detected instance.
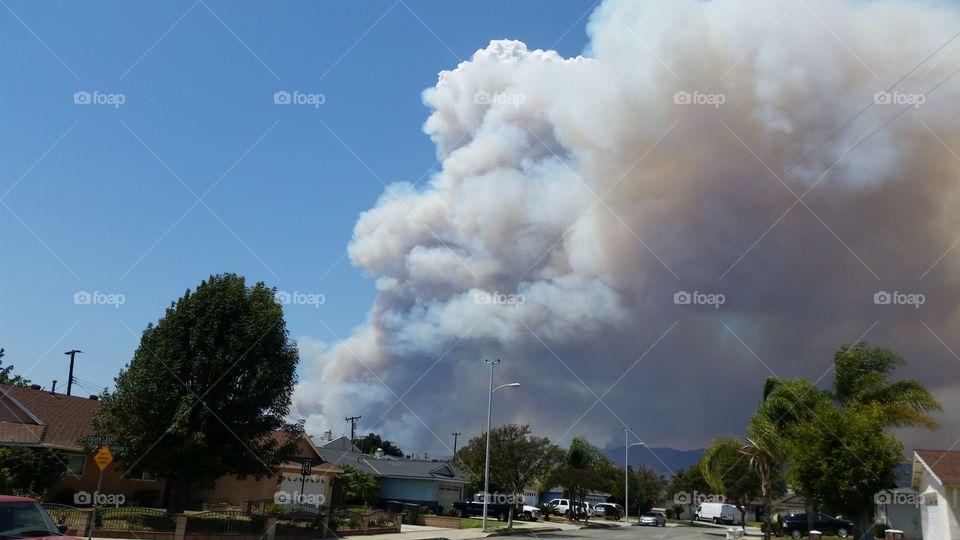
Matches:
[[64, 350, 82, 396], [452, 432, 461, 456], [345, 416, 361, 448]]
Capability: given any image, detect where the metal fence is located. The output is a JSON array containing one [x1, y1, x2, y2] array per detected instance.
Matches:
[[98, 507, 177, 532], [185, 511, 266, 534], [41, 503, 84, 533]]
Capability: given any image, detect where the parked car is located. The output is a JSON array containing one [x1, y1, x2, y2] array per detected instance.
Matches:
[[0, 496, 75, 539], [638, 511, 666, 527], [695, 502, 740, 525], [452, 494, 520, 521], [593, 503, 623, 517], [781, 512, 854, 539], [547, 498, 594, 518], [519, 505, 541, 521]]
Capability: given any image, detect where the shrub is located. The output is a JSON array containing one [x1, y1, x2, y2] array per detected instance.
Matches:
[[131, 489, 160, 508], [264, 504, 284, 517], [872, 522, 891, 538]]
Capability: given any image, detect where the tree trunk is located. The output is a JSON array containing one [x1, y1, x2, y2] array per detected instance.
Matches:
[[857, 512, 873, 540], [507, 505, 514, 530], [763, 494, 772, 540], [740, 507, 747, 531], [161, 476, 174, 510], [166, 477, 190, 514], [806, 501, 815, 534]]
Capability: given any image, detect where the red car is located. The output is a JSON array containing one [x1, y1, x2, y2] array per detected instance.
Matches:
[[0, 496, 75, 540]]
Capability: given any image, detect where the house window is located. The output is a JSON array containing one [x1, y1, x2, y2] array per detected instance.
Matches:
[[66, 455, 85, 476]]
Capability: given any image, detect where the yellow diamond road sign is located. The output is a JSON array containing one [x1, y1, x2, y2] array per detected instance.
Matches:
[[94, 445, 113, 471]]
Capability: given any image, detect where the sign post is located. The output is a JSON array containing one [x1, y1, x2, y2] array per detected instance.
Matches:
[[299, 459, 312, 505], [88, 446, 113, 540]]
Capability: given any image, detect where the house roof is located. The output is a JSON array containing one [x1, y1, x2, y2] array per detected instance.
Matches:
[[0, 384, 99, 450], [315, 446, 466, 483], [913, 449, 960, 487]]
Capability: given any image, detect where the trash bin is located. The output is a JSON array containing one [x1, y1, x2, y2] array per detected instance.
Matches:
[[385, 501, 403, 514], [885, 530, 904, 540], [809, 530, 822, 540], [404, 503, 420, 524]]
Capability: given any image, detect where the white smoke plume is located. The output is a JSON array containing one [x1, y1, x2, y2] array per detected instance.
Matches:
[[294, 0, 960, 455]]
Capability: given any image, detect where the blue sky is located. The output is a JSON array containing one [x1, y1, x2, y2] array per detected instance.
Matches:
[[0, 1, 596, 396]]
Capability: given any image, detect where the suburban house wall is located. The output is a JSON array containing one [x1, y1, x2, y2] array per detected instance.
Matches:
[[50, 453, 165, 505]]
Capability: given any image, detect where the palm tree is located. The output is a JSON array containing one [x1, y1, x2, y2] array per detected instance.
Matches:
[[832, 343, 941, 429], [742, 415, 785, 540]]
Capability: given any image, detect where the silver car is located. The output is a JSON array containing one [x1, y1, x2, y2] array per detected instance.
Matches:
[[639, 511, 666, 527]]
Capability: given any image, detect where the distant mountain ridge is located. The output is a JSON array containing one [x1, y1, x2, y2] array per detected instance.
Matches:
[[603, 445, 704, 477]]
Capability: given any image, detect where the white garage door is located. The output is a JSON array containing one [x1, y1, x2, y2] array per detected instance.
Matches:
[[922, 495, 941, 540]]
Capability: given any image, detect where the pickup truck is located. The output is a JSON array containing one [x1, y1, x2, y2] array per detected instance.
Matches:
[[451, 495, 540, 521]]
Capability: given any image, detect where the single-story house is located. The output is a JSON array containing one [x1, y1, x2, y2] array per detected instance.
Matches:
[[0, 383, 336, 510], [912, 449, 960, 540], [0, 383, 161, 503], [314, 435, 467, 511]]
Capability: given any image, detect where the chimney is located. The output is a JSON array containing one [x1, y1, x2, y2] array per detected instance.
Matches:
[[322, 430, 332, 441]]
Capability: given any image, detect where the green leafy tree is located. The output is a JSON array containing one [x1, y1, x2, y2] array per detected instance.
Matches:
[[91, 273, 302, 512], [338, 464, 380, 506], [454, 424, 564, 527], [668, 462, 711, 524], [0, 447, 65, 498], [357, 433, 404, 458], [547, 437, 617, 523], [786, 402, 902, 540], [748, 377, 828, 538], [702, 436, 761, 529], [0, 349, 31, 387], [832, 343, 941, 428], [618, 464, 667, 515]]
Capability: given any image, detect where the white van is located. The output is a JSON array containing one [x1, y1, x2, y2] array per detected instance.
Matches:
[[695, 502, 740, 524]]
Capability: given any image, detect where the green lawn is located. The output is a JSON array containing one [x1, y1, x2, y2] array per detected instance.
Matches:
[[459, 518, 507, 529]]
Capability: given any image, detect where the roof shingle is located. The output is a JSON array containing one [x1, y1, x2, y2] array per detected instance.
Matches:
[[0, 384, 100, 450], [915, 449, 960, 485]]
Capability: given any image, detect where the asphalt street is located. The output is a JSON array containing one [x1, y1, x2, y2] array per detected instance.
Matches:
[[516, 525, 733, 540]]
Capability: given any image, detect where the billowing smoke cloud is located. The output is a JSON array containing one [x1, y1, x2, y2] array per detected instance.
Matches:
[[294, 0, 960, 457]]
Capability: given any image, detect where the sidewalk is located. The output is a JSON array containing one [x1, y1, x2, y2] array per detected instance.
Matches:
[[368, 520, 581, 540]]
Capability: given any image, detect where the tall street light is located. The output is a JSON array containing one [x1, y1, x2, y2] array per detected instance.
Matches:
[[624, 428, 645, 523], [483, 358, 519, 532]]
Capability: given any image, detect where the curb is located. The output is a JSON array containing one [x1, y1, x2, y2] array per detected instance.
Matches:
[[487, 527, 564, 536]]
